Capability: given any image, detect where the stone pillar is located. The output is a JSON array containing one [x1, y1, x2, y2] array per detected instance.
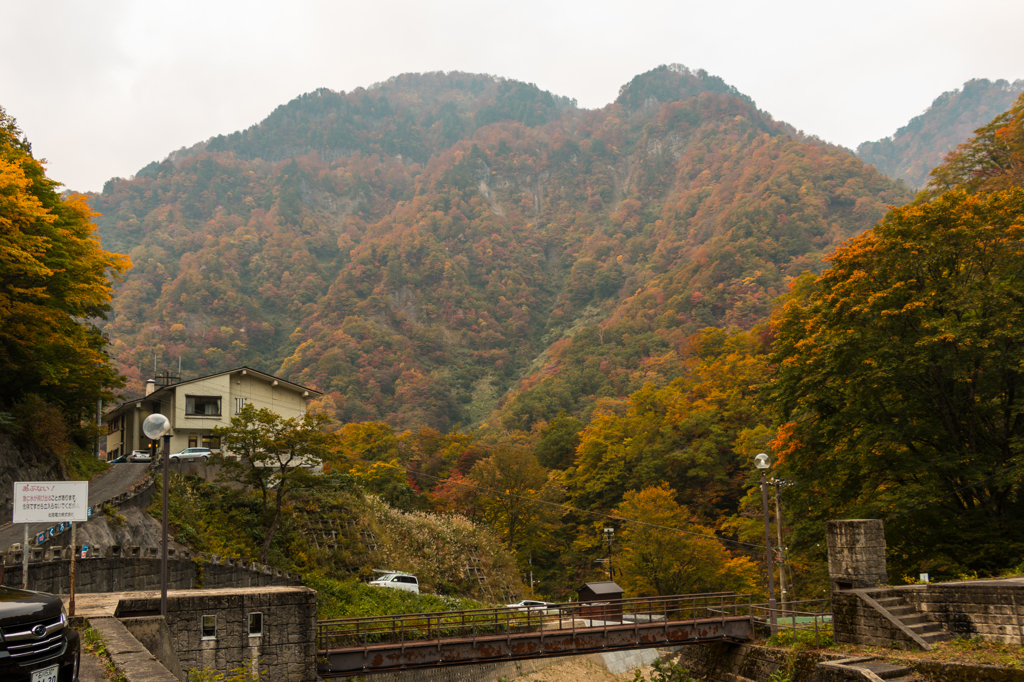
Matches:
[[827, 519, 887, 593]]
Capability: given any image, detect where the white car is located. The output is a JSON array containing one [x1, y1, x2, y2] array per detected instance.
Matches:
[[169, 447, 212, 462], [506, 599, 552, 612], [128, 450, 152, 462], [368, 572, 419, 594]]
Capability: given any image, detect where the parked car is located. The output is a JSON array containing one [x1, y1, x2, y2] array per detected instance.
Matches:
[[127, 450, 152, 463], [107, 454, 127, 464], [168, 447, 212, 462], [0, 585, 80, 682], [506, 599, 552, 612], [368, 572, 419, 594]]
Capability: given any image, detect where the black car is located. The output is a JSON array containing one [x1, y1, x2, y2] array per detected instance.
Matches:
[[0, 586, 79, 681]]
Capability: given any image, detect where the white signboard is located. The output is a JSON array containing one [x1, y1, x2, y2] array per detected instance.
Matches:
[[13, 481, 89, 524]]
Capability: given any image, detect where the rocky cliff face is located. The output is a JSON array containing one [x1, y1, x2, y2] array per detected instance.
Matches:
[[0, 434, 66, 525]]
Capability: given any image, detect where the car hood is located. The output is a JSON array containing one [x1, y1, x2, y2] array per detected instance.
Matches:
[[0, 587, 62, 627]]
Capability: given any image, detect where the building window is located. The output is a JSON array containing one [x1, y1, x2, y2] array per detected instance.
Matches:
[[235, 397, 246, 414], [202, 435, 221, 449], [188, 434, 198, 448], [201, 615, 216, 640], [248, 612, 263, 637], [185, 396, 221, 417]]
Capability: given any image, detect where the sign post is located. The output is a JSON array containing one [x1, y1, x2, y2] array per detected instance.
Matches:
[[13, 481, 89, 599]]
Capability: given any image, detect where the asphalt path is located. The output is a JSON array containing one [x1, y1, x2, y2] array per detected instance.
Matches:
[[0, 463, 150, 550]]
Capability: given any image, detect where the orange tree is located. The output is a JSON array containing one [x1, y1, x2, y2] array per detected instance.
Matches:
[[768, 188, 1024, 579], [0, 107, 130, 418]]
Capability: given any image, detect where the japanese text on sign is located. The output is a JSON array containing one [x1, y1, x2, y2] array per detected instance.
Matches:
[[13, 481, 89, 524]]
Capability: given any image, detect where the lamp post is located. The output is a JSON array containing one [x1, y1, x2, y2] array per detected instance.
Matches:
[[143, 413, 172, 617], [755, 453, 777, 635]]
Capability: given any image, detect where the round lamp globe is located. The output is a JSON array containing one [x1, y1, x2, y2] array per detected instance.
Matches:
[[142, 413, 171, 440]]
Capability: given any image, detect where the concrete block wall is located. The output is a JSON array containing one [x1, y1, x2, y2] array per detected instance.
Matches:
[[117, 588, 318, 682], [902, 582, 1024, 644]]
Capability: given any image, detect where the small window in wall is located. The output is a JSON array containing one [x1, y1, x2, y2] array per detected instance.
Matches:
[[201, 615, 217, 640], [186, 395, 222, 416], [248, 612, 263, 637], [188, 434, 198, 448], [202, 435, 221, 449], [235, 397, 246, 414]]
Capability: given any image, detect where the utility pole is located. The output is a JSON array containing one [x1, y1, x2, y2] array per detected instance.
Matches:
[[603, 527, 615, 581], [772, 479, 789, 613]]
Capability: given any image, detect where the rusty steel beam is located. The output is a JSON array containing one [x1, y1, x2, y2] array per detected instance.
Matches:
[[318, 616, 752, 677]]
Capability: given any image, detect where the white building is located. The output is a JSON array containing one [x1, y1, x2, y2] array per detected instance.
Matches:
[[103, 367, 322, 460]]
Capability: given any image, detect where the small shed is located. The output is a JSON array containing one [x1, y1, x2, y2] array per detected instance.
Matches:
[[577, 581, 624, 622]]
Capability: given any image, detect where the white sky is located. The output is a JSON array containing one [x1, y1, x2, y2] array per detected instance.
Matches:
[[3, 0, 1022, 193]]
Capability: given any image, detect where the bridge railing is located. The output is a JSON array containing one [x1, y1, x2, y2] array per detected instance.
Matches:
[[316, 592, 753, 653]]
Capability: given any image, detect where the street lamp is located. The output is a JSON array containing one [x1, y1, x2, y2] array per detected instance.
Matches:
[[755, 453, 777, 635], [143, 413, 171, 617]]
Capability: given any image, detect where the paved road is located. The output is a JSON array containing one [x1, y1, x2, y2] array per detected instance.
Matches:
[[0, 463, 150, 550]]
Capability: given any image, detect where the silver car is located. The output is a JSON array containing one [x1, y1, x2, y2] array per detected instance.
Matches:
[[169, 447, 212, 462], [128, 450, 152, 462]]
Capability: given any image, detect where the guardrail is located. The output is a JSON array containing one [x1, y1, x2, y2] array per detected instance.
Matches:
[[317, 592, 754, 653], [748, 599, 833, 646]]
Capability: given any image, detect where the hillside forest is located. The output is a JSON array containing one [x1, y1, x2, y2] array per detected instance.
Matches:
[[3, 65, 1024, 604]]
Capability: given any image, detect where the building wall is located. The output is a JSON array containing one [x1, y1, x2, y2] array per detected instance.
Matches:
[[116, 588, 318, 682]]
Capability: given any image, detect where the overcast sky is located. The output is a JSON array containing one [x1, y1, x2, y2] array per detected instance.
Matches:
[[3, 0, 1022, 193]]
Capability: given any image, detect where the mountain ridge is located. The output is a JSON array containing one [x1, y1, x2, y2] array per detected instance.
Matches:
[[89, 66, 910, 430]]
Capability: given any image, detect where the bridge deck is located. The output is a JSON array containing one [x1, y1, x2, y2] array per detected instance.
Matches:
[[317, 593, 754, 676]]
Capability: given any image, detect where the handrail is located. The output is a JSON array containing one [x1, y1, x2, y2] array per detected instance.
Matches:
[[744, 599, 833, 647]]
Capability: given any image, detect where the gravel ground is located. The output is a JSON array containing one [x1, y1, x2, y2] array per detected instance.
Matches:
[[510, 657, 655, 681]]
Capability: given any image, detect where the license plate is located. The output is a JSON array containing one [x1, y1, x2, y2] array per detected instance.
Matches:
[[31, 664, 59, 682]]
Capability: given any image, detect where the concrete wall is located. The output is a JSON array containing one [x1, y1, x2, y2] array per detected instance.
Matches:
[[116, 587, 318, 682], [903, 581, 1024, 644], [826, 520, 888, 592], [331, 656, 572, 682]]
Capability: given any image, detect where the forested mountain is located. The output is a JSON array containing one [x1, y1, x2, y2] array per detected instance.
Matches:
[[90, 65, 909, 432], [857, 78, 1024, 189]]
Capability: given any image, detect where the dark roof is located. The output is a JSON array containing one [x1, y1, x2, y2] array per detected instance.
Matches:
[[579, 581, 624, 595]]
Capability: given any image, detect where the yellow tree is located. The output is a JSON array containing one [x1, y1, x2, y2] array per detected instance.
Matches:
[[614, 484, 758, 597], [468, 447, 550, 552]]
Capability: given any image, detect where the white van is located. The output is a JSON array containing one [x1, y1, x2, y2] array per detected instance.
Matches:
[[368, 571, 419, 594]]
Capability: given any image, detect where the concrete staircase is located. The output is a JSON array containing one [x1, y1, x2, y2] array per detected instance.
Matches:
[[855, 658, 918, 681], [872, 592, 949, 647]]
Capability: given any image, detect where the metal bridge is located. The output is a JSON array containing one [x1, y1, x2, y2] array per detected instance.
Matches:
[[316, 593, 756, 677]]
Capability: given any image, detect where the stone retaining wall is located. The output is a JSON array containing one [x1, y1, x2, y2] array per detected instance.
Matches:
[[1, 556, 301, 593], [902, 582, 1024, 644], [831, 589, 922, 650]]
